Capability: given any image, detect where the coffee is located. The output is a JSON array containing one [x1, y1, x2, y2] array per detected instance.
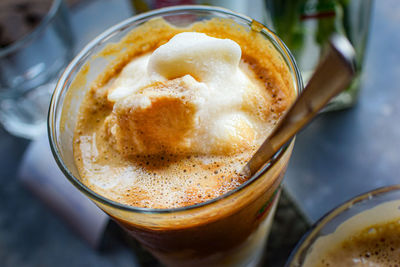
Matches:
[[54, 8, 300, 266], [302, 200, 400, 267], [73, 18, 295, 209], [313, 220, 400, 266]]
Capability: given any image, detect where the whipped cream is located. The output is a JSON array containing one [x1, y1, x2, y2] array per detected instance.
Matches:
[[105, 32, 265, 156]]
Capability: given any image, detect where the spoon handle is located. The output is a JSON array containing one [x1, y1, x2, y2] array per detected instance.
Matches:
[[244, 34, 355, 176]]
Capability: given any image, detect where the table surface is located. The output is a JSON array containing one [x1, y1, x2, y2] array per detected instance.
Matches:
[[1, 0, 399, 266], [284, 0, 400, 222]]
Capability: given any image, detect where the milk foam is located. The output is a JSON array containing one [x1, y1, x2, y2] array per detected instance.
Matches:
[[303, 200, 400, 267], [78, 132, 249, 208], [106, 32, 263, 156]]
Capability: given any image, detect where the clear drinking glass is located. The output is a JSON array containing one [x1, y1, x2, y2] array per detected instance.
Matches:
[[0, 0, 73, 139], [287, 185, 400, 266], [264, 0, 373, 111], [48, 6, 302, 266]]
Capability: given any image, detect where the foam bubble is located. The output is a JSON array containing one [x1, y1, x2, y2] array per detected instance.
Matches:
[[81, 147, 252, 208]]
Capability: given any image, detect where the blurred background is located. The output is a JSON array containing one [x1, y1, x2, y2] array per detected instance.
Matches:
[[1, 0, 399, 266]]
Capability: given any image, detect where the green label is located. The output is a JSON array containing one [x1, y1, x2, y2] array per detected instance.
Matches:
[[256, 188, 280, 220], [301, 0, 337, 20]]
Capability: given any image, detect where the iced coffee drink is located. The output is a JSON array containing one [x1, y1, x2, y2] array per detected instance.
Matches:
[[49, 6, 301, 266]]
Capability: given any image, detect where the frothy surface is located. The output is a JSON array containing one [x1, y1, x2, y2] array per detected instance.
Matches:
[[303, 200, 400, 267], [309, 221, 400, 267], [73, 18, 295, 209], [77, 133, 249, 208]]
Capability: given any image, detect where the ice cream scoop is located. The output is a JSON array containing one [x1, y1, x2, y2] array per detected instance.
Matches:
[[105, 32, 264, 156]]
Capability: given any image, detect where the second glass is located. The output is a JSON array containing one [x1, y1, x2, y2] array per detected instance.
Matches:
[[287, 185, 400, 266], [0, 0, 73, 139]]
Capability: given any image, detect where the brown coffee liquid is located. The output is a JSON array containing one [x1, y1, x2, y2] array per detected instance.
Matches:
[[73, 17, 295, 209], [311, 220, 400, 267]]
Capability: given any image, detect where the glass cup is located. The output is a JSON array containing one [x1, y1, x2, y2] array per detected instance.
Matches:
[[264, 0, 373, 111], [0, 0, 73, 139], [287, 185, 400, 266], [48, 6, 302, 266]]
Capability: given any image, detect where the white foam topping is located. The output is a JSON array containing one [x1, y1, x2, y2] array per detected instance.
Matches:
[[106, 32, 263, 156], [147, 32, 241, 84]]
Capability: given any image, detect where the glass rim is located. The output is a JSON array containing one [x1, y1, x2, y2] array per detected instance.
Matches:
[[0, 0, 63, 57], [286, 184, 400, 266], [48, 5, 303, 215]]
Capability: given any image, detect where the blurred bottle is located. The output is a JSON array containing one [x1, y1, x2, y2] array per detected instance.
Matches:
[[131, 0, 258, 18], [131, 0, 195, 13], [264, 0, 373, 111]]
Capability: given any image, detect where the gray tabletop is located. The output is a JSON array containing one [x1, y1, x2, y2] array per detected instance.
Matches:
[[0, 0, 399, 266], [284, 0, 400, 222]]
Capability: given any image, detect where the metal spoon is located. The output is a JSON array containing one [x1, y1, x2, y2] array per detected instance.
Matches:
[[243, 34, 356, 177]]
